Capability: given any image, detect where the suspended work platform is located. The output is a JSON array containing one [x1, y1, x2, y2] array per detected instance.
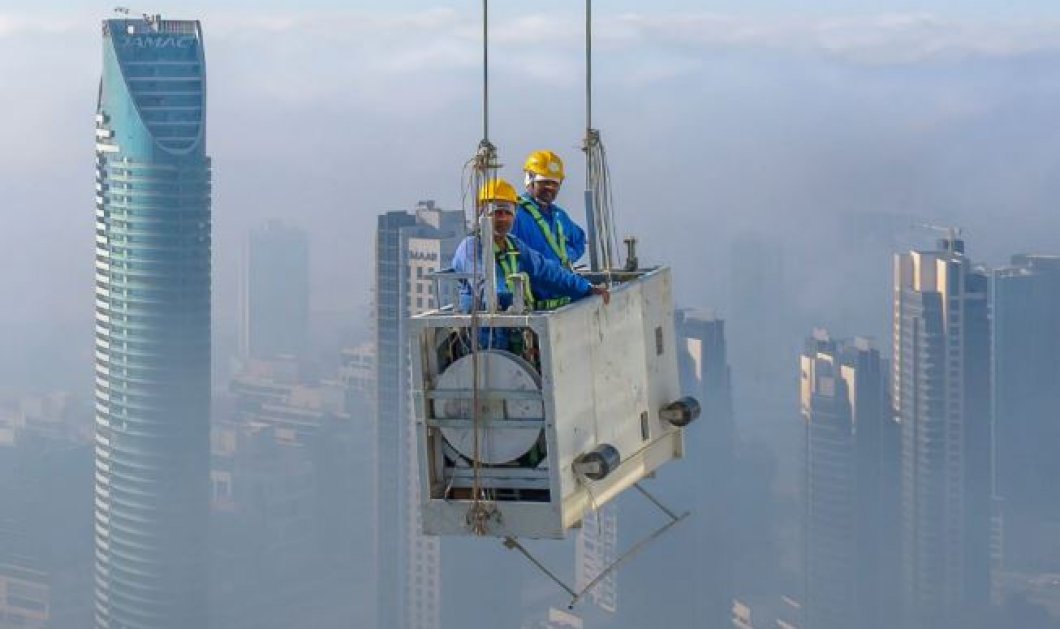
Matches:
[[410, 266, 698, 540]]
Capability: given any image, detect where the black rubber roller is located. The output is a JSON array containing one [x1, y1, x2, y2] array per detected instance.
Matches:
[[573, 444, 621, 481], [660, 397, 701, 427]]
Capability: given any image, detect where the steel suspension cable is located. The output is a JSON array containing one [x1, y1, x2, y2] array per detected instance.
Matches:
[[583, 0, 622, 275], [464, 0, 499, 535], [585, 0, 591, 135]]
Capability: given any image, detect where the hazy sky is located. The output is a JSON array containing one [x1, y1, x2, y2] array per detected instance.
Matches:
[[4, 2, 1060, 389], [13, 1, 1060, 18]]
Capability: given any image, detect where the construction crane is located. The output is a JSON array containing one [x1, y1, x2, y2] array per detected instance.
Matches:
[[915, 223, 964, 253]]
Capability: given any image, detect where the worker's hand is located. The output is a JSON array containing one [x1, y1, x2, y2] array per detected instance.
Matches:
[[592, 284, 610, 305]]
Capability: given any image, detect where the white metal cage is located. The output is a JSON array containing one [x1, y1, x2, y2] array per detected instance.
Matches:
[[409, 266, 693, 539]]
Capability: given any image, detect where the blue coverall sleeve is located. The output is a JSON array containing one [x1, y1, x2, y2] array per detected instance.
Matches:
[[559, 208, 587, 263], [451, 237, 478, 312], [451, 237, 472, 272], [518, 242, 593, 300]]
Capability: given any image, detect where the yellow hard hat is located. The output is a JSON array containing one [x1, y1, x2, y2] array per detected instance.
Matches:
[[523, 150, 565, 182], [478, 178, 519, 205]]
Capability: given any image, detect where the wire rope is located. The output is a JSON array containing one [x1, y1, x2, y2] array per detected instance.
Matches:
[[583, 0, 622, 276], [462, 0, 500, 535]]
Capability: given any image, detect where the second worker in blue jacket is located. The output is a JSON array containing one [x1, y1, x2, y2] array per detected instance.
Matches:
[[510, 150, 587, 310]]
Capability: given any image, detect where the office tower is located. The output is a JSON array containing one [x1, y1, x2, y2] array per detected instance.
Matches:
[[575, 504, 618, 613], [800, 331, 899, 629], [674, 308, 735, 628], [992, 255, 1060, 568], [618, 309, 735, 627], [374, 202, 464, 629], [240, 220, 310, 360], [893, 236, 991, 627], [93, 16, 211, 628]]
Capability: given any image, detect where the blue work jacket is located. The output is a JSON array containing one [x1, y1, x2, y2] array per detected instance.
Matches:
[[511, 195, 587, 273], [451, 234, 593, 314]]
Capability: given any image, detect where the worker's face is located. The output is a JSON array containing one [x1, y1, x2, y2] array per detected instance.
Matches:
[[491, 203, 516, 235], [529, 178, 561, 205]]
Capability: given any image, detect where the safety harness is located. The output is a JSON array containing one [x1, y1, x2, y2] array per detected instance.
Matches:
[[495, 236, 573, 311], [494, 237, 534, 309], [517, 200, 574, 309], [519, 198, 570, 268]]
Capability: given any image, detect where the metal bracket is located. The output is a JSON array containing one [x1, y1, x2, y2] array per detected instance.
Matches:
[[509, 273, 529, 313], [501, 481, 689, 609]]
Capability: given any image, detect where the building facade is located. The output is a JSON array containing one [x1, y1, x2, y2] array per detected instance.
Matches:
[[893, 237, 991, 628], [374, 202, 464, 629], [575, 504, 618, 614], [240, 220, 310, 361], [93, 16, 211, 628], [675, 309, 736, 628], [800, 331, 898, 629], [991, 254, 1060, 570]]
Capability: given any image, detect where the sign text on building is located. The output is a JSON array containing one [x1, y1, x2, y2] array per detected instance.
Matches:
[[120, 36, 195, 49]]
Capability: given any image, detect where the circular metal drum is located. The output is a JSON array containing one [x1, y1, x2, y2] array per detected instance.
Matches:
[[434, 349, 543, 465]]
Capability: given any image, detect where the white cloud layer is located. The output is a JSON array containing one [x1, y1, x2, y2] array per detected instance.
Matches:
[[615, 12, 1060, 63], [5, 9, 1060, 64]]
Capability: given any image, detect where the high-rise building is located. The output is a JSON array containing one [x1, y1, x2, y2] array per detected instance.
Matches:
[[799, 331, 899, 629], [991, 254, 1060, 569], [240, 220, 310, 360], [675, 309, 735, 628], [374, 202, 464, 629], [93, 16, 211, 628], [893, 236, 992, 628], [617, 309, 736, 628], [575, 504, 618, 614]]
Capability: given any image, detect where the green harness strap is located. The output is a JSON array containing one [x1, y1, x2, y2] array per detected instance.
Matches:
[[519, 198, 570, 268], [495, 237, 535, 309]]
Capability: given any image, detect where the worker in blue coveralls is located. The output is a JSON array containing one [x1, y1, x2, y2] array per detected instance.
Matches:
[[510, 150, 588, 310], [451, 178, 609, 344]]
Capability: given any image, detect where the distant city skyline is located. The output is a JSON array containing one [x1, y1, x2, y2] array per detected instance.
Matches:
[[5, 4, 1060, 629]]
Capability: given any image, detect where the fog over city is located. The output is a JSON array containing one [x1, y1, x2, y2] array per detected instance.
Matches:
[[2, 1, 1060, 627]]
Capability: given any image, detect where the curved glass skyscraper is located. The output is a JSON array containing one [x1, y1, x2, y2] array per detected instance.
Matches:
[[94, 16, 211, 629]]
